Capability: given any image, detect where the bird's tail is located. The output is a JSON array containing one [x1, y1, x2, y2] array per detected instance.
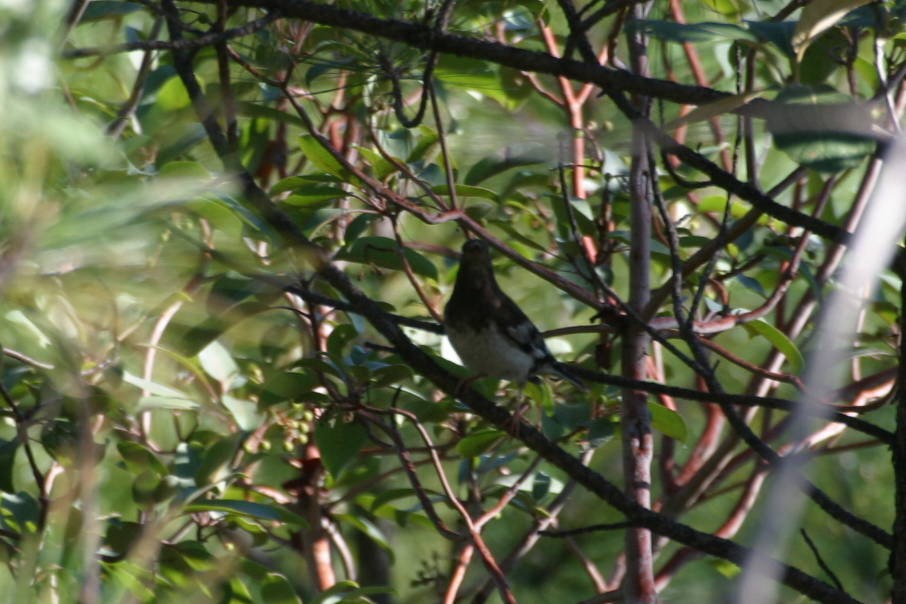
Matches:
[[549, 361, 587, 391]]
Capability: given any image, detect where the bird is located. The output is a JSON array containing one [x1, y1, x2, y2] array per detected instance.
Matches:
[[443, 238, 585, 390]]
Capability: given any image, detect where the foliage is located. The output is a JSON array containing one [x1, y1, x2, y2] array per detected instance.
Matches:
[[1, 0, 905, 602]]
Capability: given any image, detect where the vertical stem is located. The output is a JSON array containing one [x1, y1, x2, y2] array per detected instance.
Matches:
[[298, 442, 336, 591], [621, 2, 656, 601], [621, 145, 656, 603]]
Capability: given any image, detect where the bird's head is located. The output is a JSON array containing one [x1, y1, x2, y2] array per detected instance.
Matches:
[[461, 238, 491, 262], [455, 238, 496, 286]]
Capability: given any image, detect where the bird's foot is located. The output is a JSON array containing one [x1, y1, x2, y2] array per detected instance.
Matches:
[[503, 401, 533, 436]]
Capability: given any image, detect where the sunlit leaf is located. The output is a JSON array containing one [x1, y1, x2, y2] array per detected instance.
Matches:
[[156, 76, 192, 111], [744, 318, 805, 373], [222, 395, 261, 431], [198, 340, 241, 386]]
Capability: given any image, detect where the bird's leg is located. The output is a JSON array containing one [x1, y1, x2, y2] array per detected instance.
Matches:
[[502, 384, 534, 436]]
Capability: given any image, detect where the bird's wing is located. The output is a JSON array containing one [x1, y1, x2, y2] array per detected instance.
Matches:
[[498, 294, 587, 390], [496, 295, 553, 361]]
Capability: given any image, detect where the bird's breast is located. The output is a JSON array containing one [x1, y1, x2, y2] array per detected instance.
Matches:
[[445, 322, 534, 382]]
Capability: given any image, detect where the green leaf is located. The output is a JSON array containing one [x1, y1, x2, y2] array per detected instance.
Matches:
[[314, 580, 395, 604], [647, 402, 688, 442], [736, 274, 767, 297], [587, 416, 617, 445], [198, 340, 240, 386], [158, 160, 210, 180], [174, 299, 272, 358], [371, 363, 415, 387], [299, 134, 347, 178], [195, 432, 245, 486], [222, 395, 261, 431], [117, 441, 168, 476], [237, 101, 307, 128], [185, 499, 307, 528], [464, 153, 546, 185], [631, 20, 757, 44], [1, 492, 41, 534], [41, 418, 83, 463], [368, 488, 420, 514], [456, 429, 503, 457], [702, 0, 747, 18], [282, 187, 347, 206], [136, 396, 200, 411], [101, 559, 156, 601], [334, 513, 392, 551], [524, 381, 554, 414], [5, 310, 51, 349], [767, 86, 876, 173], [772, 130, 874, 173], [131, 469, 165, 504], [745, 20, 796, 56], [355, 146, 396, 180], [259, 368, 319, 405], [435, 56, 511, 108], [156, 76, 192, 111], [531, 471, 551, 500], [123, 371, 192, 399], [709, 557, 743, 578], [344, 213, 377, 244], [327, 323, 361, 361], [337, 236, 438, 280], [668, 92, 766, 130], [551, 403, 592, 430], [270, 174, 341, 195], [260, 573, 303, 604], [744, 318, 805, 373], [792, 0, 873, 61], [314, 419, 368, 478], [104, 519, 145, 559]]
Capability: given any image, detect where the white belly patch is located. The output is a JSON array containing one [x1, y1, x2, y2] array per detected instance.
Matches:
[[446, 323, 533, 382]]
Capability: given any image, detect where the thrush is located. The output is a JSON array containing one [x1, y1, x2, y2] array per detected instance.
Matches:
[[443, 239, 585, 389]]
